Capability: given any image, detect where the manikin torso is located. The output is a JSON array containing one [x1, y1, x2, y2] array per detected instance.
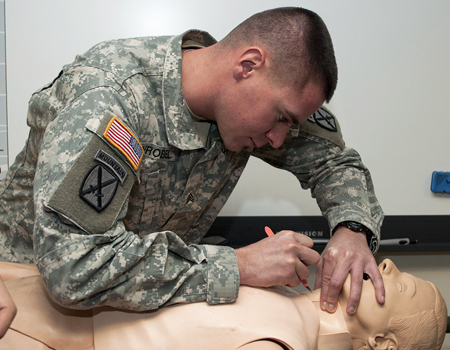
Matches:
[[94, 285, 321, 350], [0, 263, 353, 350]]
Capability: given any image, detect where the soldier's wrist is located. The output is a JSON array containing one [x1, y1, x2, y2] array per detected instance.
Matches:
[[333, 221, 378, 254]]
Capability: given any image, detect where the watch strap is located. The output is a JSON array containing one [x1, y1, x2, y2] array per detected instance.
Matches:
[[333, 221, 378, 254]]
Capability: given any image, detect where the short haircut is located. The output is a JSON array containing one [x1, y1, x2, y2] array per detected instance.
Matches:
[[388, 282, 447, 350], [219, 7, 338, 102]]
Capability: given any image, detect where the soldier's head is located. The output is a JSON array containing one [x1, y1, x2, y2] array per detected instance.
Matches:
[[218, 7, 337, 102], [204, 8, 336, 152]]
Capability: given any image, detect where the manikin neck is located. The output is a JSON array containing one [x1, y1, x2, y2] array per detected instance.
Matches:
[[306, 290, 353, 350]]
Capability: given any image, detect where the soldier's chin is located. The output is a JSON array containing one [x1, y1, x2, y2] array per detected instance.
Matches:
[[223, 143, 244, 152]]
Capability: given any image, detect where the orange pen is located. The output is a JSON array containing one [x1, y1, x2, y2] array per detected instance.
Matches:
[[264, 226, 312, 293]]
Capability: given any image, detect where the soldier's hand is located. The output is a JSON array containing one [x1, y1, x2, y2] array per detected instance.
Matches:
[[236, 230, 320, 288], [314, 227, 385, 315]]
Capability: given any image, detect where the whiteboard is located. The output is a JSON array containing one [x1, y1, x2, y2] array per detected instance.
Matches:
[[5, 0, 450, 216]]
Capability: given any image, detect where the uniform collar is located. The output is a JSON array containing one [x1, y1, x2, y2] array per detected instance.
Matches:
[[162, 30, 217, 150]]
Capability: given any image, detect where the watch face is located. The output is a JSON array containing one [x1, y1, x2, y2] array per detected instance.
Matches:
[[347, 222, 362, 232]]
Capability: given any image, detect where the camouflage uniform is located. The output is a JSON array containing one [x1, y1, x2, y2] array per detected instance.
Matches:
[[0, 30, 383, 310]]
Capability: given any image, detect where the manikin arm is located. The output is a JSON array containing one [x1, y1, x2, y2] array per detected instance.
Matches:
[[0, 277, 16, 339]]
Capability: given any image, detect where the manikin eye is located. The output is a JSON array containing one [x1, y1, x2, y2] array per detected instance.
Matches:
[[397, 281, 403, 292]]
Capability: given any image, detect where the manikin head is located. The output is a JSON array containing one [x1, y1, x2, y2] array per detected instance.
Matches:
[[339, 259, 447, 350]]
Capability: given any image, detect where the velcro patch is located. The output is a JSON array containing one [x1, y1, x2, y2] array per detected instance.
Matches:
[[300, 106, 344, 149], [142, 143, 180, 162], [79, 164, 119, 212], [308, 107, 337, 132], [103, 117, 143, 170], [46, 135, 135, 235], [94, 150, 127, 183]]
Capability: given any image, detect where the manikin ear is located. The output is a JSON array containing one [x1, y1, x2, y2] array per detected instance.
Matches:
[[233, 48, 266, 81], [368, 333, 398, 350]]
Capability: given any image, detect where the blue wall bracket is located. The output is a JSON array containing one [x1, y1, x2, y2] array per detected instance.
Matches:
[[431, 171, 450, 194]]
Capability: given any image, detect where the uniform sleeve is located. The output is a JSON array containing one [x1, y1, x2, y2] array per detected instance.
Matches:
[[32, 87, 239, 311], [250, 107, 384, 241]]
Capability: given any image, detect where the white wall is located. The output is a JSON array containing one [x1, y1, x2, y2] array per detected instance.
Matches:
[[4, 2, 450, 348], [5, 0, 450, 216]]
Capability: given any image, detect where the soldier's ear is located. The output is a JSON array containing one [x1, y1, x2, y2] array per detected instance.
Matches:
[[233, 47, 265, 81]]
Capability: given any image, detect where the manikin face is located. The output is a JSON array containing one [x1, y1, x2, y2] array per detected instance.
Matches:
[[341, 259, 436, 333], [213, 72, 325, 152]]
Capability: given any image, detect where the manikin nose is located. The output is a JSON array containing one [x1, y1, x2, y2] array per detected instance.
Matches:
[[379, 258, 393, 274]]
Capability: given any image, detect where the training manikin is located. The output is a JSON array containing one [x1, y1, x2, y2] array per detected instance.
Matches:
[[0, 259, 446, 350]]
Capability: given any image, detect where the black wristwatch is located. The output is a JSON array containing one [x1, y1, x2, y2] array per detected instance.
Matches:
[[333, 221, 378, 254]]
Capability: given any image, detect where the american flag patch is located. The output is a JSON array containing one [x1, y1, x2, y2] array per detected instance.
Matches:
[[103, 117, 143, 170]]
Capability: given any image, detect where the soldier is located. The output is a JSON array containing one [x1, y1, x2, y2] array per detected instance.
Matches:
[[0, 7, 384, 316]]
